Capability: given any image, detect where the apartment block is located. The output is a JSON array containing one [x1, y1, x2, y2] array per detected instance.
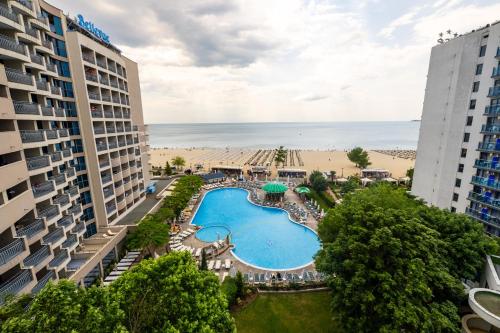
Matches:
[[412, 21, 500, 235], [0, 0, 149, 301]]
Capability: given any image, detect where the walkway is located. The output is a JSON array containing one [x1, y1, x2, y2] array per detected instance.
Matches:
[[116, 178, 174, 225]]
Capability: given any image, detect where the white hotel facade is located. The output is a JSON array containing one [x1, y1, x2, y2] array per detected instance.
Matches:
[[412, 21, 500, 236]]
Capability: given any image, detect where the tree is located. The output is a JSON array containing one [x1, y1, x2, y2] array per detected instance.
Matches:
[[110, 252, 235, 333], [406, 167, 414, 188], [200, 248, 208, 270], [171, 156, 186, 171], [0, 281, 127, 333], [235, 271, 244, 300], [329, 170, 336, 181], [309, 170, 328, 193], [347, 147, 371, 169], [315, 184, 497, 333], [340, 177, 359, 195], [127, 218, 170, 257], [164, 161, 173, 176], [274, 146, 287, 168]]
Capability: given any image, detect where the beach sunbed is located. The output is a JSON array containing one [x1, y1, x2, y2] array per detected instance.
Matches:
[[208, 260, 215, 270], [224, 259, 231, 269], [195, 248, 202, 257], [215, 260, 222, 270]]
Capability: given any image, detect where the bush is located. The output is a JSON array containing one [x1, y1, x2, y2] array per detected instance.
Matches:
[[221, 277, 238, 307]]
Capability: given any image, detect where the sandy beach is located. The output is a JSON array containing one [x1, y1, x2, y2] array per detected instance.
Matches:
[[149, 148, 415, 179]]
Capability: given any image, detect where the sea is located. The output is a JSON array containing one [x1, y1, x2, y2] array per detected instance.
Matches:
[[148, 121, 420, 150]]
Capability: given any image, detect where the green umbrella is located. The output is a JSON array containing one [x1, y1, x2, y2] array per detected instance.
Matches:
[[295, 186, 310, 194], [262, 181, 288, 193]]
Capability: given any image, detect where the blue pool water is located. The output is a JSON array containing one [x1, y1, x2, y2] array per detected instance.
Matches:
[[196, 225, 231, 242], [191, 188, 321, 270]]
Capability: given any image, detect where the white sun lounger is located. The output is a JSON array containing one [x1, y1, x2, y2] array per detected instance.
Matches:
[[187, 228, 195, 233], [109, 270, 124, 276], [224, 259, 231, 269], [208, 260, 215, 270], [212, 242, 220, 249], [127, 251, 140, 255], [117, 262, 132, 267], [215, 260, 221, 270], [195, 248, 202, 257], [120, 259, 136, 263], [115, 266, 129, 271]]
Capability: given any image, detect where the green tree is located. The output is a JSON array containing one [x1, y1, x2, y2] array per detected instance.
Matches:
[[309, 170, 328, 193], [171, 156, 186, 171], [127, 218, 170, 257], [200, 248, 208, 270], [406, 167, 414, 188], [315, 184, 496, 333], [164, 161, 173, 176], [329, 170, 336, 181], [221, 277, 238, 307], [340, 178, 359, 195], [110, 252, 235, 333], [0, 281, 127, 333], [235, 271, 244, 300], [347, 147, 371, 169], [274, 146, 287, 168]]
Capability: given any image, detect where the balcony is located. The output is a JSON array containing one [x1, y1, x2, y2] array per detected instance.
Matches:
[[91, 109, 103, 117], [72, 222, 86, 235], [62, 148, 71, 158], [61, 234, 77, 250], [41, 39, 52, 51], [57, 214, 74, 229], [468, 191, 500, 209], [23, 24, 38, 38], [66, 185, 79, 198], [481, 124, 500, 134], [106, 126, 115, 133], [100, 77, 109, 85], [0, 238, 26, 266], [30, 53, 43, 66], [101, 95, 111, 102], [0, 34, 26, 55], [15, 0, 33, 11], [110, 81, 118, 89], [82, 53, 95, 64], [106, 203, 116, 214], [54, 108, 64, 117], [85, 73, 98, 82], [46, 62, 56, 73], [48, 250, 69, 270], [68, 204, 82, 216], [6, 68, 33, 86], [35, 79, 48, 91], [488, 86, 500, 98], [466, 207, 500, 227], [474, 159, 500, 172], [477, 141, 500, 152], [37, 205, 59, 221], [103, 187, 114, 198], [0, 270, 33, 305], [94, 127, 105, 135], [32, 180, 54, 198], [493, 67, 500, 79], [40, 105, 53, 116], [102, 174, 112, 184], [26, 155, 50, 171], [32, 270, 54, 294], [99, 160, 110, 169], [50, 85, 61, 95], [88, 92, 100, 101], [96, 142, 108, 151], [42, 228, 64, 245], [49, 173, 66, 186], [13, 101, 39, 115], [471, 176, 500, 191], [16, 218, 44, 239], [23, 245, 50, 268], [112, 96, 120, 104], [104, 110, 114, 118], [0, 4, 19, 24], [50, 151, 62, 163], [66, 167, 75, 178], [45, 129, 58, 140], [58, 129, 68, 138], [53, 194, 69, 207], [109, 141, 118, 149]]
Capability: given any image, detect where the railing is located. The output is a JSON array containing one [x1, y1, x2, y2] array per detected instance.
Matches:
[[103, 187, 114, 198], [94, 127, 105, 135], [115, 111, 123, 119], [0, 4, 19, 23], [96, 59, 107, 69], [100, 160, 110, 168], [106, 126, 115, 133], [466, 207, 500, 227], [24, 24, 37, 38], [57, 214, 73, 228], [488, 86, 500, 98], [62, 148, 71, 158], [32, 271, 54, 295], [15, 0, 33, 11], [88, 92, 100, 101], [116, 126, 124, 133], [82, 53, 95, 64], [6, 68, 33, 85], [481, 124, 500, 134], [96, 143, 107, 151], [16, 218, 44, 239], [471, 175, 500, 190], [85, 73, 98, 82], [126, 139, 133, 146], [50, 85, 61, 95], [484, 105, 500, 116], [32, 180, 54, 198], [54, 108, 65, 117], [0, 270, 33, 305], [38, 205, 59, 220], [42, 228, 64, 245], [48, 250, 68, 268], [104, 110, 114, 118], [109, 142, 118, 149], [30, 53, 43, 66], [468, 191, 500, 208], [26, 155, 50, 170], [53, 194, 69, 207], [0, 34, 26, 55], [41, 39, 52, 50], [106, 204, 116, 214], [101, 95, 111, 102], [21, 130, 44, 143], [23, 246, 50, 267], [0, 239, 25, 265], [118, 140, 125, 147], [58, 128, 68, 137], [68, 204, 82, 215], [73, 222, 86, 234], [36, 15, 48, 26], [35, 79, 48, 91], [45, 129, 58, 140], [50, 151, 62, 163], [41, 105, 53, 116], [13, 101, 39, 115], [102, 174, 112, 184], [49, 173, 66, 185], [66, 167, 75, 178], [493, 67, 500, 78], [108, 65, 116, 73], [123, 111, 130, 119], [91, 109, 103, 117], [66, 186, 79, 197], [478, 141, 500, 152], [61, 234, 77, 249], [46, 62, 56, 72], [100, 77, 109, 85], [112, 96, 121, 104], [474, 159, 500, 171], [110, 81, 118, 88]]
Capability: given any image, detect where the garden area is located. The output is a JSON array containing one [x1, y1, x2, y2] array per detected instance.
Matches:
[[233, 291, 340, 333]]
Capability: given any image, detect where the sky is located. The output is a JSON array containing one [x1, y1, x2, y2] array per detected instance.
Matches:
[[51, 0, 500, 124]]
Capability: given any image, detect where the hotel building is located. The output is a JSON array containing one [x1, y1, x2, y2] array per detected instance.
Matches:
[[0, 0, 149, 301], [412, 21, 500, 236]]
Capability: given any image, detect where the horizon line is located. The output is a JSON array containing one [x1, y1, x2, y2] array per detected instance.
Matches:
[[145, 120, 421, 125]]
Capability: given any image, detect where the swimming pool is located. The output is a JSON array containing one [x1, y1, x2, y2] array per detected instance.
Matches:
[[191, 188, 321, 270]]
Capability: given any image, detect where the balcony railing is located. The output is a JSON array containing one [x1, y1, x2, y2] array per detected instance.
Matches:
[[85, 73, 98, 82], [66, 186, 79, 197], [0, 239, 25, 265], [478, 141, 500, 152], [50, 151, 62, 163], [6, 68, 33, 85], [32, 271, 54, 295], [30, 53, 43, 65], [45, 129, 58, 140], [54, 108, 65, 117], [15, 0, 33, 11], [91, 109, 103, 118], [466, 207, 500, 227], [0, 4, 19, 23], [53, 194, 69, 207], [100, 77, 109, 85], [66, 167, 75, 178], [101, 95, 111, 102], [112, 96, 120, 104], [32, 180, 54, 198], [88, 92, 100, 101], [102, 174, 112, 184], [481, 124, 500, 134], [46, 62, 56, 73], [62, 148, 71, 158], [20, 130, 43, 143], [57, 214, 73, 228], [468, 191, 500, 209], [37, 205, 59, 220], [123, 111, 130, 119], [68, 205, 82, 216], [100, 160, 110, 168], [96, 59, 106, 69], [41, 39, 52, 50], [49, 173, 66, 186], [471, 175, 500, 190], [42, 228, 64, 245], [115, 111, 123, 119], [110, 81, 118, 89], [106, 126, 115, 133], [108, 65, 116, 73], [96, 143, 108, 151], [24, 24, 37, 38], [104, 110, 114, 118], [58, 128, 68, 137], [82, 53, 95, 64], [103, 187, 114, 198], [94, 127, 105, 135], [49, 250, 68, 268], [13, 101, 39, 115], [61, 234, 77, 249], [0, 34, 26, 55], [109, 142, 118, 149], [488, 86, 500, 98], [16, 218, 44, 239], [474, 159, 500, 172], [0, 270, 33, 305], [73, 222, 86, 234], [23, 245, 50, 267], [493, 67, 500, 78], [50, 85, 61, 95], [106, 204, 116, 214], [26, 155, 50, 170], [35, 79, 48, 91]]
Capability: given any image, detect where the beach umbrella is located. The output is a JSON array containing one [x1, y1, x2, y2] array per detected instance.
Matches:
[[295, 186, 311, 194], [262, 181, 288, 194]]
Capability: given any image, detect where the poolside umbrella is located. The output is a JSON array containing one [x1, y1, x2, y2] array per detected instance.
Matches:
[[295, 186, 310, 194], [262, 182, 288, 194]]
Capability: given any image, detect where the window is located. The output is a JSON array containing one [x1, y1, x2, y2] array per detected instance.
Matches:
[[476, 64, 483, 75], [54, 40, 67, 57], [55, 60, 71, 78], [61, 81, 74, 97], [458, 164, 464, 173], [479, 45, 487, 57], [80, 191, 92, 205], [469, 99, 476, 110], [455, 178, 461, 187], [74, 156, 86, 172], [84, 221, 97, 238], [466, 116, 473, 126], [473, 81, 480, 92], [461, 148, 467, 158], [451, 207, 456, 213], [77, 174, 89, 188], [452, 193, 459, 201], [463, 133, 470, 142]]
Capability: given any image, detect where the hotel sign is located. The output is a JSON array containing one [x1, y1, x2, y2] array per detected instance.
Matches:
[[76, 14, 110, 44]]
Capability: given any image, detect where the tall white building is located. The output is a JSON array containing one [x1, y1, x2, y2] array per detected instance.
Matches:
[[413, 21, 500, 235]]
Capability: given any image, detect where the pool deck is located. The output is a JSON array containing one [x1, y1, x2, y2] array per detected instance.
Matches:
[[180, 186, 320, 279]]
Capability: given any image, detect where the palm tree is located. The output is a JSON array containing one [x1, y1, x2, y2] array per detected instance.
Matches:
[[274, 146, 287, 168], [171, 156, 186, 171]]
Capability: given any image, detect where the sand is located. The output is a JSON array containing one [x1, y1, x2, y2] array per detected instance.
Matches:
[[149, 148, 415, 179]]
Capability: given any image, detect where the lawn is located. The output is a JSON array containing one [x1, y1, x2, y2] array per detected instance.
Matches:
[[305, 187, 335, 210], [233, 291, 341, 333]]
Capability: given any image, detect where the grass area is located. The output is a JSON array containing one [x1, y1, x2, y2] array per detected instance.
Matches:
[[306, 187, 335, 210], [233, 291, 341, 333]]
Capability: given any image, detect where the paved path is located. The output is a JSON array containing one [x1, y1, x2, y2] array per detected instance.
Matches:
[[116, 178, 174, 225]]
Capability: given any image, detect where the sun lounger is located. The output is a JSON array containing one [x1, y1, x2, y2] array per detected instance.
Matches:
[[215, 260, 222, 270], [109, 270, 124, 276], [195, 248, 202, 257], [187, 228, 195, 233], [224, 259, 231, 269], [212, 242, 220, 249], [127, 251, 140, 256], [208, 260, 215, 270], [120, 258, 136, 263], [115, 266, 129, 271], [117, 262, 132, 267]]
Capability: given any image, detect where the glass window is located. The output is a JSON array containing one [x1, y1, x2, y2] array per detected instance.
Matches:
[[56, 60, 71, 78], [472, 81, 480, 92], [72, 139, 84, 153], [463, 133, 470, 142], [62, 81, 74, 97], [466, 116, 473, 126], [479, 45, 487, 57], [80, 191, 92, 205], [77, 174, 89, 188], [84, 221, 97, 238], [476, 64, 483, 75], [469, 99, 476, 110], [458, 164, 464, 173], [75, 156, 86, 172], [54, 40, 67, 57], [452, 193, 459, 201], [461, 148, 467, 158], [455, 178, 461, 187]]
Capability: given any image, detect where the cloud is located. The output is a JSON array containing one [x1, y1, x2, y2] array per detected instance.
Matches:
[[295, 94, 330, 102]]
